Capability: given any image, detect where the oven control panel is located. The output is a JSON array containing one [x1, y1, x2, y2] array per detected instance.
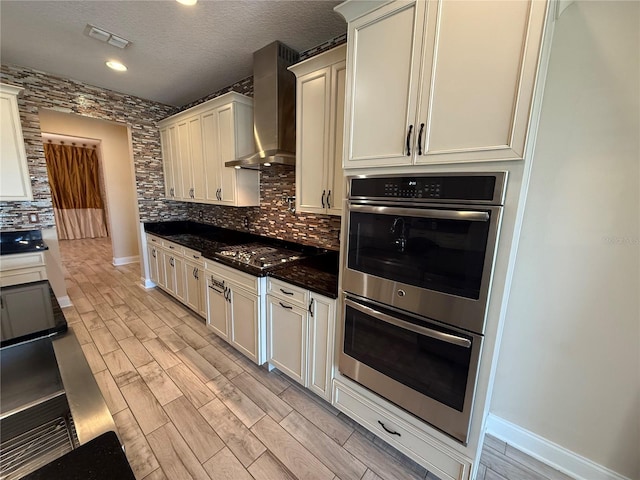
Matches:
[[350, 174, 503, 203], [384, 180, 441, 199]]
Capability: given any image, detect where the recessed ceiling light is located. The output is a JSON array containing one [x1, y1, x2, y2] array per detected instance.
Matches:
[[263, 163, 271, 167], [176, 0, 197, 5], [106, 60, 127, 72]]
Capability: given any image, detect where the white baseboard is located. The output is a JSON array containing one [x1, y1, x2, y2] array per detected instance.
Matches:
[[140, 277, 156, 289], [112, 255, 139, 266], [57, 296, 72, 308], [485, 414, 631, 480]]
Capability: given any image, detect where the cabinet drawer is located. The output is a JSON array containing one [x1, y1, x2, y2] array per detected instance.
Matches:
[[205, 261, 260, 294], [147, 234, 162, 246], [333, 380, 471, 480], [183, 247, 204, 265], [161, 240, 184, 255], [0, 252, 45, 272], [267, 278, 308, 308], [0, 267, 47, 287]]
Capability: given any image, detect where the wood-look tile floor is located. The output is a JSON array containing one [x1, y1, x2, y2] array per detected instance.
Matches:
[[58, 238, 435, 480]]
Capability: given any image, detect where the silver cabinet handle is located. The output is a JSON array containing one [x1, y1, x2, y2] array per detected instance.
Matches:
[[349, 204, 490, 222], [345, 298, 472, 348]]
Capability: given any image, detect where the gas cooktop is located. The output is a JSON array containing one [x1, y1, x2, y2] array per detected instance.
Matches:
[[214, 243, 304, 270]]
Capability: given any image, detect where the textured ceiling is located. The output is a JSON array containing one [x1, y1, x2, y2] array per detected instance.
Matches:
[[0, 0, 346, 106]]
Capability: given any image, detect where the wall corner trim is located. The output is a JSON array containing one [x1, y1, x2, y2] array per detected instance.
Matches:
[[112, 255, 139, 266], [485, 414, 632, 480], [57, 296, 72, 308]]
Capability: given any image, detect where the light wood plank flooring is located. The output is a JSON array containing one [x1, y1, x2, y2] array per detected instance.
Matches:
[[59, 238, 570, 480], [58, 238, 431, 480]]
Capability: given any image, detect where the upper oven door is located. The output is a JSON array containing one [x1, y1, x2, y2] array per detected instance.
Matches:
[[343, 203, 503, 334]]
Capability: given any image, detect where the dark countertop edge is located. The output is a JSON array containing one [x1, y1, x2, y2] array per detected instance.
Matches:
[[22, 431, 135, 480], [0, 280, 67, 349], [0, 243, 49, 255], [268, 268, 338, 299], [144, 221, 339, 297]]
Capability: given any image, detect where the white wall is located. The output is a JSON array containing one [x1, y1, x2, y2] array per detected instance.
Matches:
[[38, 110, 140, 264], [490, 2, 639, 479]]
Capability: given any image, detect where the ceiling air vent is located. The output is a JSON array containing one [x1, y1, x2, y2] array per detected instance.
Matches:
[[85, 25, 131, 49]]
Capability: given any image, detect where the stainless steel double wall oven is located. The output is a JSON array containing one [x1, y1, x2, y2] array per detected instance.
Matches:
[[339, 172, 507, 444]]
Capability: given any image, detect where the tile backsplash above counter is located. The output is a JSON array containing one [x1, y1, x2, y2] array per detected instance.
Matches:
[[186, 164, 342, 251]]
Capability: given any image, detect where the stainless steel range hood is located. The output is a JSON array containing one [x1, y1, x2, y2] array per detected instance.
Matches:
[[226, 41, 299, 169]]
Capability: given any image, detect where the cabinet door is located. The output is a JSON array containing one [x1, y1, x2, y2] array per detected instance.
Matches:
[[344, 0, 425, 168], [162, 250, 175, 293], [147, 244, 159, 284], [326, 61, 346, 216], [415, 0, 547, 163], [296, 67, 331, 215], [201, 108, 221, 203], [160, 127, 175, 199], [156, 247, 171, 290], [266, 295, 307, 385], [0, 87, 32, 201], [217, 104, 238, 206], [307, 293, 335, 400], [188, 116, 206, 201], [168, 125, 182, 199], [183, 259, 201, 314], [228, 285, 259, 363], [177, 120, 192, 201], [206, 276, 229, 340], [173, 255, 185, 302]]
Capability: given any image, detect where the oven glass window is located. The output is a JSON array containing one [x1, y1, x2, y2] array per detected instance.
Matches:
[[347, 211, 490, 299], [344, 303, 472, 411]]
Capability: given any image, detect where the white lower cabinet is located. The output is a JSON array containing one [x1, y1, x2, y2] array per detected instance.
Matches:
[[146, 235, 199, 315], [266, 278, 336, 400], [0, 251, 47, 287], [266, 294, 307, 385], [333, 379, 472, 480], [204, 261, 265, 365], [183, 250, 205, 318]]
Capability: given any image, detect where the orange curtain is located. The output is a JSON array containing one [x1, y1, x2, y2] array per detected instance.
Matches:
[[44, 143, 108, 240]]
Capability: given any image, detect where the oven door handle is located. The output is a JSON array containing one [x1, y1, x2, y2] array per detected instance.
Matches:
[[349, 204, 489, 222], [345, 298, 472, 348]]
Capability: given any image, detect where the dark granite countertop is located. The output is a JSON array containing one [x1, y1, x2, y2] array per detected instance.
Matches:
[[0, 229, 48, 255], [23, 431, 135, 480], [270, 251, 339, 299], [144, 221, 339, 294]]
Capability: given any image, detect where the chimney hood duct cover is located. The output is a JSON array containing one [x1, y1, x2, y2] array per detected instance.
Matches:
[[226, 41, 299, 169]]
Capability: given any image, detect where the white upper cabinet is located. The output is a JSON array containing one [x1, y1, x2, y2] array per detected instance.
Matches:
[[290, 45, 347, 215], [338, 0, 549, 168], [159, 92, 259, 206], [0, 84, 32, 201]]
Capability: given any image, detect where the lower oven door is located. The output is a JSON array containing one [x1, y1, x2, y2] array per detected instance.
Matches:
[[339, 295, 483, 444]]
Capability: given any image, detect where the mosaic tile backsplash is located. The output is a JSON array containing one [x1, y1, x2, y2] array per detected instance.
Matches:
[[0, 64, 186, 230], [0, 33, 345, 249], [187, 165, 342, 251]]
